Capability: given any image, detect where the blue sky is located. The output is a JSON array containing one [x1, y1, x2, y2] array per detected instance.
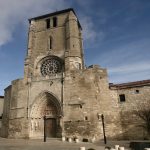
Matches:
[[0, 0, 150, 95]]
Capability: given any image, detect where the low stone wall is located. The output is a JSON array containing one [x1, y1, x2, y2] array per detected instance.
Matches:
[[64, 120, 100, 141]]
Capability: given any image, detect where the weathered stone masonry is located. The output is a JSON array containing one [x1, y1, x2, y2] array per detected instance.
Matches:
[[0, 8, 150, 140]]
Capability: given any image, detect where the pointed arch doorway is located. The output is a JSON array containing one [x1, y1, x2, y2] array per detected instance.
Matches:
[[30, 92, 62, 138]]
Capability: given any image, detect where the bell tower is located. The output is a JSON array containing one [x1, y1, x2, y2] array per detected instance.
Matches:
[[22, 9, 84, 138], [24, 8, 84, 80]]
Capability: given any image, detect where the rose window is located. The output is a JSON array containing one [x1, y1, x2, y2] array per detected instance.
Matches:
[[41, 58, 62, 76]]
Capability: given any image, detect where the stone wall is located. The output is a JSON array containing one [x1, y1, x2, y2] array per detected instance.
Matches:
[[2, 79, 29, 138], [1, 86, 11, 137], [0, 96, 4, 134], [110, 84, 150, 140], [64, 120, 99, 140], [0, 96, 4, 116], [62, 65, 123, 140]]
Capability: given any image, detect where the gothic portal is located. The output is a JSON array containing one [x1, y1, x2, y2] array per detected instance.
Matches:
[[30, 92, 62, 138]]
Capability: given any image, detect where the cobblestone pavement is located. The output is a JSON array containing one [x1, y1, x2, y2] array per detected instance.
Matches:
[[0, 138, 130, 150]]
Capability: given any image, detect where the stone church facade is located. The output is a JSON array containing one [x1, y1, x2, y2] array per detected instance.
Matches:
[[0, 8, 150, 140]]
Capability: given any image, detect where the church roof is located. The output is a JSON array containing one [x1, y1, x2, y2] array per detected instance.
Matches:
[[28, 8, 82, 29], [109, 79, 150, 89]]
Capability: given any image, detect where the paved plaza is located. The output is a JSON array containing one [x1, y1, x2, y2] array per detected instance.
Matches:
[[0, 138, 130, 150]]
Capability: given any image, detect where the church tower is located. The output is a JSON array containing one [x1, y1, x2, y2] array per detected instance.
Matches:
[[23, 8, 84, 138], [24, 8, 84, 80]]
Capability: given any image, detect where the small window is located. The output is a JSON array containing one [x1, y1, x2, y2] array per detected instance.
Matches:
[[119, 94, 126, 102], [46, 19, 50, 29], [85, 116, 88, 120], [53, 17, 57, 27], [80, 105, 82, 109], [49, 36, 52, 49], [135, 90, 139, 94]]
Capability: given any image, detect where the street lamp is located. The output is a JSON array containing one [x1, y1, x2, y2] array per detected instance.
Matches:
[[97, 113, 107, 144]]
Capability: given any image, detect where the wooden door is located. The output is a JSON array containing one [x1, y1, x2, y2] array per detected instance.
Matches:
[[46, 118, 56, 137]]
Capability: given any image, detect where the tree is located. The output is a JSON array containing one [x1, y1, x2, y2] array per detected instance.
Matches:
[[133, 101, 150, 139]]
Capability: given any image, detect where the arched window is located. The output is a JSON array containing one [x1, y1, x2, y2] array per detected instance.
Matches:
[[49, 36, 53, 50], [53, 17, 57, 27]]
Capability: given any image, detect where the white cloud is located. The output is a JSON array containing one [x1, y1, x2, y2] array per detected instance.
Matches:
[[0, 0, 101, 48], [90, 37, 150, 83], [93, 37, 150, 66], [109, 70, 150, 84], [109, 61, 150, 74], [79, 16, 105, 49], [107, 54, 150, 83], [80, 17, 97, 41], [0, 0, 68, 47]]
